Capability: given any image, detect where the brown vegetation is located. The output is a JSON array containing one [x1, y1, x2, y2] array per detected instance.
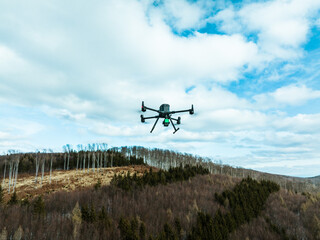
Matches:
[[1, 165, 153, 202]]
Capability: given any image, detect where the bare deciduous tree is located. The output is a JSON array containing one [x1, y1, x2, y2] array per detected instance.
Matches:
[[13, 155, 19, 192], [83, 149, 86, 173], [35, 151, 40, 184], [49, 149, 53, 184], [66, 144, 71, 171], [41, 149, 46, 186], [2, 158, 6, 186], [76, 144, 82, 172]]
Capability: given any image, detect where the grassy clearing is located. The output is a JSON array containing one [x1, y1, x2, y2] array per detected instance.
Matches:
[[1, 165, 152, 201]]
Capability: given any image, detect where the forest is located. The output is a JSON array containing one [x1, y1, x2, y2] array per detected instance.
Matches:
[[0, 145, 317, 194], [0, 144, 320, 239]]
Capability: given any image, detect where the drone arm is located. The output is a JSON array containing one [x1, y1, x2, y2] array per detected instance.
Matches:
[[170, 109, 190, 114], [145, 106, 160, 113], [143, 116, 159, 120], [170, 104, 194, 115], [169, 117, 179, 134], [150, 117, 160, 133]]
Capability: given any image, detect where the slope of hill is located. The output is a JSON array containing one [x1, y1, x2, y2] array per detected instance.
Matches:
[[0, 168, 319, 239], [1, 146, 318, 194], [1, 165, 151, 202], [0, 146, 319, 239]]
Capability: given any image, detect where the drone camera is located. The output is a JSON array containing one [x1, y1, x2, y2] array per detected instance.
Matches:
[[177, 117, 181, 124], [163, 118, 170, 127]]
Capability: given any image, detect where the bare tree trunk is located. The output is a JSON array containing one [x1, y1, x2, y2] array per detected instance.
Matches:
[[2, 161, 6, 186], [104, 152, 107, 168], [35, 153, 40, 184], [92, 152, 95, 172], [11, 162, 16, 192], [111, 152, 113, 168], [100, 152, 102, 170], [79, 154, 82, 170], [64, 153, 66, 171], [87, 153, 90, 173], [8, 161, 13, 193], [77, 144, 82, 172], [67, 152, 70, 171], [76, 152, 79, 172], [96, 152, 99, 172], [12, 162, 16, 185], [13, 159, 19, 192], [83, 153, 86, 173], [50, 154, 53, 184], [41, 158, 45, 186]]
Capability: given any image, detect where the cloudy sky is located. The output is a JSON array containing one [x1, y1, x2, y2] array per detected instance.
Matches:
[[1, 0, 320, 177]]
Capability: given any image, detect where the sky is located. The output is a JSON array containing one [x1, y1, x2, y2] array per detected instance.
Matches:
[[1, 0, 320, 177]]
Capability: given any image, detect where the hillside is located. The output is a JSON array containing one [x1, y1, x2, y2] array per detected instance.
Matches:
[[0, 146, 320, 239], [1, 146, 318, 194], [0, 168, 319, 239], [1, 165, 151, 202]]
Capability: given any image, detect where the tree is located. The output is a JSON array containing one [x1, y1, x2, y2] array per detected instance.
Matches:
[[95, 179, 102, 190], [72, 202, 82, 240], [8, 191, 18, 205], [40, 150, 46, 186], [13, 156, 20, 192], [0, 227, 7, 240], [65, 144, 72, 171], [34, 152, 40, 184], [139, 222, 146, 240], [49, 149, 53, 184], [33, 195, 45, 217], [13, 225, 23, 240], [2, 159, 6, 186], [0, 185, 3, 204], [77, 144, 82, 172]]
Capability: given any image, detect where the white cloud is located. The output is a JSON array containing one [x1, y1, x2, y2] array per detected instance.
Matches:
[[0, 0, 320, 177], [254, 84, 320, 107], [213, 0, 320, 60], [161, 0, 206, 31], [274, 113, 320, 133]]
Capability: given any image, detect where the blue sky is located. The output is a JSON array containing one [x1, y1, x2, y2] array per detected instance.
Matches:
[[1, 0, 320, 177]]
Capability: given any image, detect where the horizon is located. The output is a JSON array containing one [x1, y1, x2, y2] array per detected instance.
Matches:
[[1, 0, 320, 177]]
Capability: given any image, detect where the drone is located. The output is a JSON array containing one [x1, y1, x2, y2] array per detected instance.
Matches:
[[140, 101, 194, 134]]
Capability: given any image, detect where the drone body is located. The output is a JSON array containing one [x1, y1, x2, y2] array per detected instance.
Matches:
[[140, 101, 194, 134]]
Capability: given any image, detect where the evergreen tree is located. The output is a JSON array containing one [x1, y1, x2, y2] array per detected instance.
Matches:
[[8, 191, 18, 205], [0, 185, 3, 205], [163, 223, 176, 240], [139, 222, 146, 240], [33, 195, 45, 217], [174, 218, 182, 240]]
